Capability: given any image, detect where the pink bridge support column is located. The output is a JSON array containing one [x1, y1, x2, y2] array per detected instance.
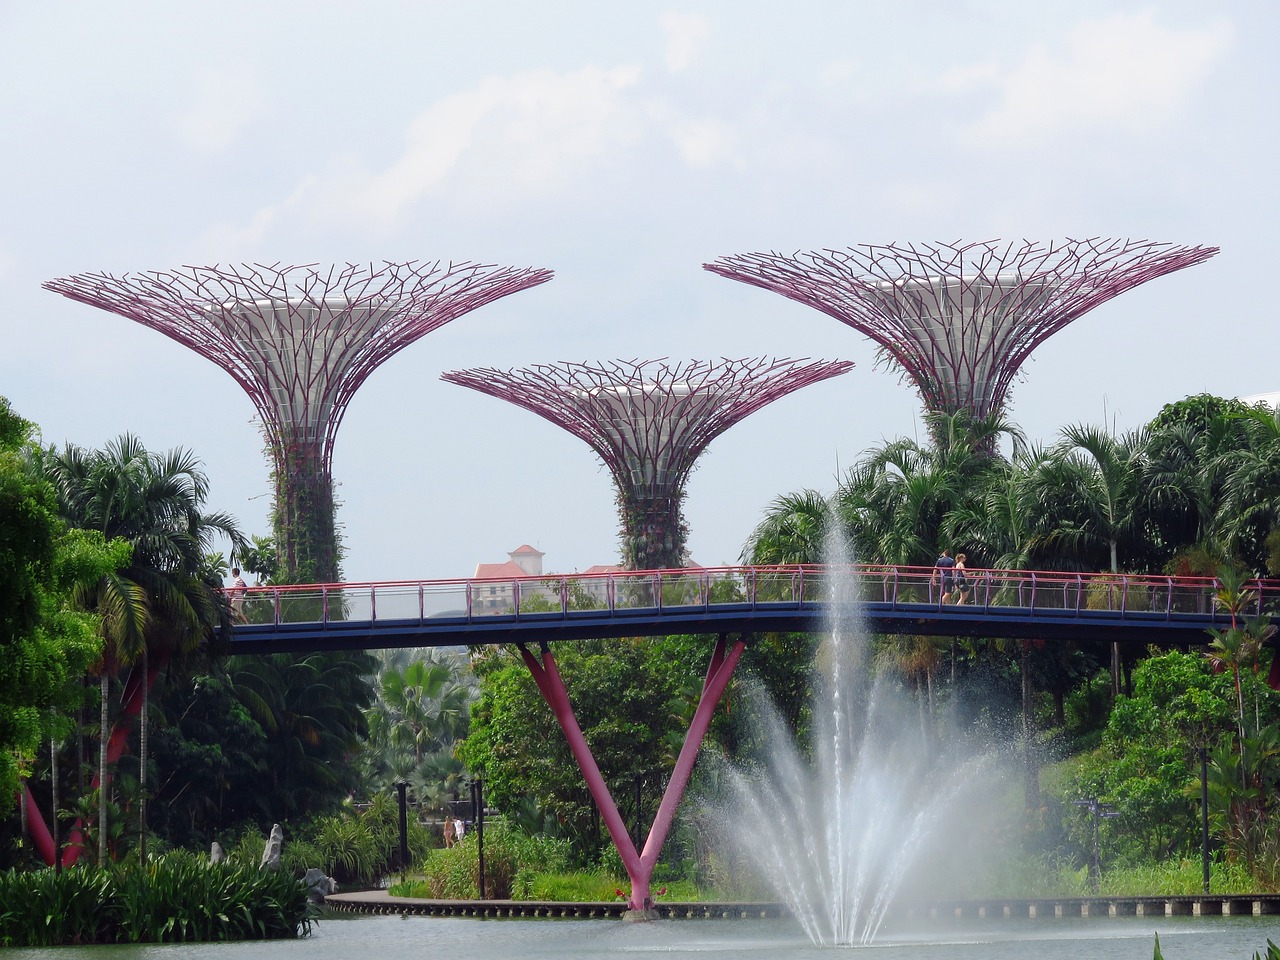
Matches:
[[518, 635, 745, 913]]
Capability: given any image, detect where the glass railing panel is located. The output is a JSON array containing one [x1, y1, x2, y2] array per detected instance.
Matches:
[[1170, 583, 1214, 615], [565, 578, 611, 613], [985, 573, 1031, 608], [751, 569, 802, 603], [614, 576, 659, 610], [707, 571, 749, 606], [369, 586, 421, 621], [889, 570, 933, 604], [339, 590, 372, 621], [277, 589, 329, 624], [469, 581, 517, 617], [660, 573, 707, 609], [423, 584, 470, 620], [239, 590, 277, 625]]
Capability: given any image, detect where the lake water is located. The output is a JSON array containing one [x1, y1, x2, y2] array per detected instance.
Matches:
[[10, 913, 1280, 960]]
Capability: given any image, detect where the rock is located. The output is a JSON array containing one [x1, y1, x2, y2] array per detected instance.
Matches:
[[209, 841, 225, 865], [302, 867, 337, 903], [260, 823, 284, 872]]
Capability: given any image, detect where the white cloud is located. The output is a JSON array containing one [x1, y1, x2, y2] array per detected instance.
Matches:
[[660, 12, 710, 73], [962, 11, 1232, 145], [357, 65, 645, 223], [175, 64, 268, 152], [669, 118, 739, 169], [197, 64, 648, 244]]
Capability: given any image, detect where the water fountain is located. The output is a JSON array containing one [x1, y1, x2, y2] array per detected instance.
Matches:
[[717, 532, 998, 946]]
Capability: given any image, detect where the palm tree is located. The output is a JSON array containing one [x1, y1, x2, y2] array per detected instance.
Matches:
[[1205, 567, 1278, 783], [361, 651, 477, 804], [741, 490, 831, 566], [1031, 424, 1149, 696], [227, 650, 377, 819], [40, 435, 244, 862]]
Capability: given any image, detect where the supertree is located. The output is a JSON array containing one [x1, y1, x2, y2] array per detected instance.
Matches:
[[44, 260, 552, 583], [442, 357, 853, 570], [704, 239, 1218, 437]]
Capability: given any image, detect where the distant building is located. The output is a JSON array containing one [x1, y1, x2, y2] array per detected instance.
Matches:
[[471, 544, 548, 612], [468, 546, 716, 614]]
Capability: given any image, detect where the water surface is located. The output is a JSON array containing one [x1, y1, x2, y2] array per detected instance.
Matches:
[[11, 914, 1280, 960]]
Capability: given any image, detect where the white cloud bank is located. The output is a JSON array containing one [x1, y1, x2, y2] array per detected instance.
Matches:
[[960, 11, 1233, 145]]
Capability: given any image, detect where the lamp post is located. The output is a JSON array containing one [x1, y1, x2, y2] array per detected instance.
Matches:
[[1073, 798, 1120, 894], [470, 775, 486, 898], [1200, 747, 1211, 894], [394, 781, 409, 875]]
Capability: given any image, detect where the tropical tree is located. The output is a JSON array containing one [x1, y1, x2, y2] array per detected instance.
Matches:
[[0, 398, 107, 828], [741, 490, 831, 566], [223, 650, 376, 821], [360, 650, 477, 807], [1204, 567, 1278, 775], [837, 411, 1017, 568], [38, 435, 244, 861], [1029, 423, 1150, 696]]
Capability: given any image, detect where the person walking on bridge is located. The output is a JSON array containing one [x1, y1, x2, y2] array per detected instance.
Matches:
[[934, 549, 956, 603], [953, 554, 972, 605]]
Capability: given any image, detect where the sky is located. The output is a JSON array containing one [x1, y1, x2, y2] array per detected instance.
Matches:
[[1, 1, 1275, 585]]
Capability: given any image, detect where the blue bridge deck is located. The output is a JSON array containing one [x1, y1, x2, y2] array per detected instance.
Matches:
[[223, 563, 1278, 653]]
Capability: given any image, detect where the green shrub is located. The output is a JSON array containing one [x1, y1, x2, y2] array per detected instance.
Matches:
[[514, 868, 625, 901], [0, 854, 311, 947], [391, 823, 571, 899], [0, 865, 116, 946]]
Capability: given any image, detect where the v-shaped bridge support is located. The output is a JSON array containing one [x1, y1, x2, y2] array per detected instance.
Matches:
[[517, 634, 745, 913]]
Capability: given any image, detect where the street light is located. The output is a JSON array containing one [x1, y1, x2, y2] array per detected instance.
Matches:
[[394, 781, 409, 876], [469, 774, 486, 898], [1200, 747, 1211, 894], [1073, 798, 1120, 894]]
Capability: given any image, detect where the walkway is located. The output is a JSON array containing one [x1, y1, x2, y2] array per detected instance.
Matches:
[[323, 890, 1280, 920], [225, 563, 1279, 653]]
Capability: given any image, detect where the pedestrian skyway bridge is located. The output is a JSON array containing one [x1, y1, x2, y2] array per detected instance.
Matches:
[[143, 563, 1280, 917], [225, 564, 1280, 654]]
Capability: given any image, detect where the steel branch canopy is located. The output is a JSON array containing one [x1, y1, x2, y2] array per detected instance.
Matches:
[[704, 239, 1217, 426], [43, 260, 553, 580], [443, 357, 853, 570]]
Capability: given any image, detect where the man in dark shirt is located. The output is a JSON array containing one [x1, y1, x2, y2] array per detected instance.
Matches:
[[934, 549, 955, 604]]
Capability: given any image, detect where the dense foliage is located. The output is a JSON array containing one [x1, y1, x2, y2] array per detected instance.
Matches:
[[0, 398, 108, 817], [0, 852, 310, 946]]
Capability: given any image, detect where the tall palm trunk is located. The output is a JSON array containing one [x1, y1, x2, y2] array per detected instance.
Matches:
[[99, 671, 109, 866], [49, 712, 60, 873], [1109, 539, 1121, 698], [139, 649, 148, 861]]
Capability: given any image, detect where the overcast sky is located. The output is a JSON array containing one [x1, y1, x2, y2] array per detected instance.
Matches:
[[1, 1, 1274, 584]]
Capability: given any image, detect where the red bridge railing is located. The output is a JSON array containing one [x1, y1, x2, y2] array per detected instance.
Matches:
[[228, 564, 1280, 629]]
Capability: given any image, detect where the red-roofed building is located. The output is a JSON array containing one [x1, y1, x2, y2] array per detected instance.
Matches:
[[471, 544, 550, 613]]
